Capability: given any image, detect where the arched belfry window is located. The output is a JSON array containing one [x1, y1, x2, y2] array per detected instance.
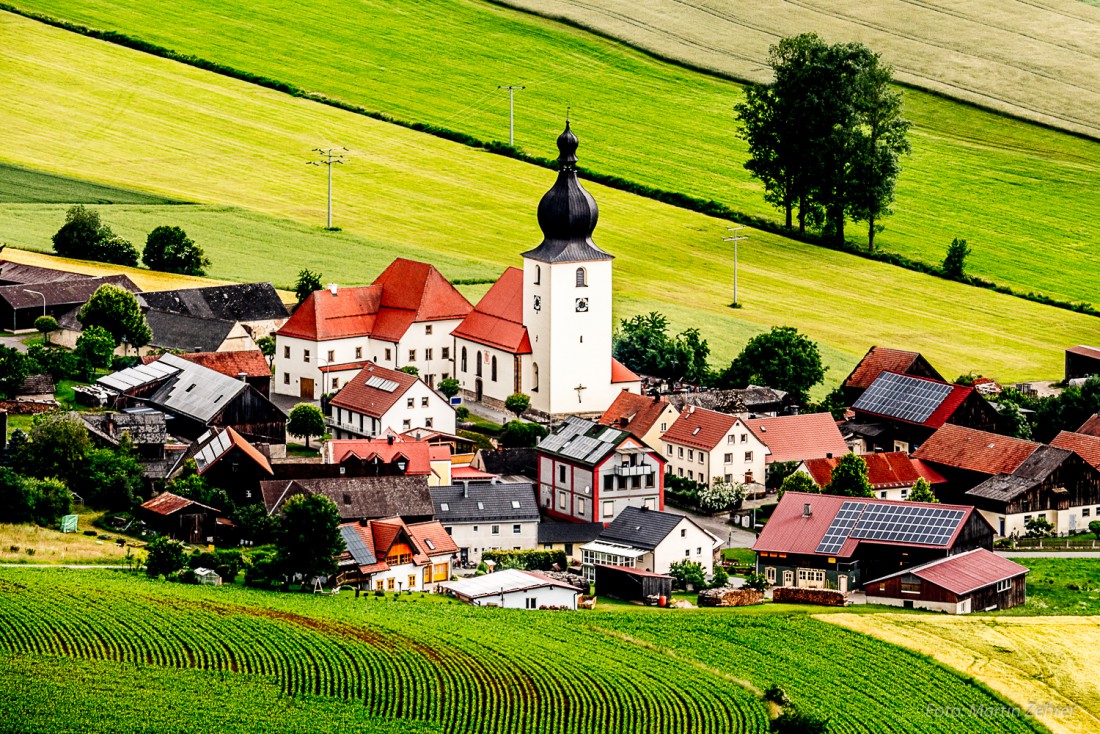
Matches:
[[532, 363, 539, 392], [534, 265, 541, 285], [576, 267, 587, 287], [491, 355, 498, 382], [461, 346, 467, 372]]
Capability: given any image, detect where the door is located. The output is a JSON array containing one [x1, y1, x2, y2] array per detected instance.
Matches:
[[1069, 513, 1077, 532], [300, 377, 315, 399], [839, 575, 848, 594], [475, 378, 483, 401], [782, 570, 793, 587]]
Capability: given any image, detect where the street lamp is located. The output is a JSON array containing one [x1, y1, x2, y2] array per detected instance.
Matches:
[[23, 289, 45, 318]]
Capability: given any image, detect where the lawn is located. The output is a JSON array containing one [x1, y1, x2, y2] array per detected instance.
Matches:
[[0, 568, 1044, 733], [0, 511, 144, 565], [7, 0, 1100, 307], [1, 14, 1097, 387]]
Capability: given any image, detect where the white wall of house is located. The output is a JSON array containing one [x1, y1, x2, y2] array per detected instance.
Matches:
[[637, 402, 680, 449], [978, 504, 1100, 538], [392, 319, 463, 388], [366, 557, 452, 592], [331, 379, 456, 438], [467, 584, 578, 610], [663, 421, 767, 488], [440, 520, 539, 564], [651, 517, 719, 576], [275, 334, 367, 399]]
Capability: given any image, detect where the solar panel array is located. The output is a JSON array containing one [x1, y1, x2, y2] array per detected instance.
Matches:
[[537, 417, 629, 464], [194, 429, 232, 473], [814, 500, 966, 555], [365, 375, 400, 392], [340, 525, 376, 566], [852, 372, 955, 424]]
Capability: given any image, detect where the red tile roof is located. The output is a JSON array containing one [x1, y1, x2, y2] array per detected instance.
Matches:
[[1078, 414, 1100, 437], [598, 391, 673, 441], [328, 362, 420, 419], [1050, 431, 1100, 471], [143, 350, 270, 378], [323, 437, 435, 475], [341, 516, 457, 574], [275, 259, 471, 343], [611, 359, 640, 384], [754, 491, 979, 558], [844, 347, 925, 390], [802, 452, 946, 490], [451, 267, 531, 354], [406, 520, 459, 557], [1067, 345, 1100, 360], [912, 424, 1040, 475], [140, 492, 219, 516], [661, 406, 740, 451], [744, 413, 849, 464], [195, 427, 274, 476], [866, 548, 1028, 596]]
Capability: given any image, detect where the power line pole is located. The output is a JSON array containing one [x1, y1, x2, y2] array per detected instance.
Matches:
[[723, 226, 749, 307], [497, 85, 525, 146], [308, 147, 347, 229]]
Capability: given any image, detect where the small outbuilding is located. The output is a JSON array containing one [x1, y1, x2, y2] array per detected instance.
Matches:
[[594, 564, 673, 605], [439, 568, 582, 610], [862, 548, 1028, 614], [193, 567, 223, 586]]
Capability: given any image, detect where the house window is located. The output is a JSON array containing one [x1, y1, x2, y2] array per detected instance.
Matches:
[[576, 267, 587, 287], [725, 474, 732, 483], [327, 350, 335, 362], [355, 346, 363, 359], [402, 419, 411, 430], [534, 265, 541, 285], [425, 324, 433, 335], [602, 501, 614, 518], [728, 435, 735, 444], [765, 567, 776, 584], [460, 347, 468, 372], [1084, 508, 1091, 517], [880, 491, 887, 499], [385, 348, 392, 361], [724, 453, 732, 463], [526, 597, 537, 609], [677, 468, 684, 477], [558, 465, 567, 483], [699, 454, 704, 464], [696, 547, 702, 555], [376, 580, 384, 591], [426, 348, 434, 361], [513, 524, 521, 534], [680, 529, 686, 537], [741, 434, 748, 443], [472, 525, 479, 532], [491, 356, 498, 382], [684, 549, 690, 557], [283, 373, 290, 385], [532, 363, 539, 392], [387, 577, 395, 591], [332, 378, 339, 389], [644, 497, 656, 509], [688, 470, 694, 480], [421, 397, 429, 407], [687, 449, 694, 461], [678, 447, 684, 458], [667, 445, 673, 456], [491, 525, 500, 535], [442, 347, 450, 360], [603, 475, 615, 491], [744, 451, 753, 462], [660, 422, 667, 432], [283, 345, 290, 358], [409, 574, 417, 589], [407, 398, 415, 408], [303, 349, 310, 363], [996, 579, 1011, 593], [409, 350, 416, 362], [900, 574, 921, 594], [900, 489, 909, 499], [425, 418, 433, 429], [558, 492, 567, 510], [577, 498, 587, 515]]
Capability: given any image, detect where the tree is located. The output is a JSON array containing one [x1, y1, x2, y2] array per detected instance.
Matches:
[[0, 469, 37, 524], [438, 377, 461, 400], [257, 336, 276, 367], [612, 312, 712, 383], [78, 284, 151, 348], [824, 453, 873, 497], [668, 560, 706, 590], [143, 226, 211, 276], [34, 315, 58, 345], [146, 535, 187, 578], [710, 564, 730, 589], [1024, 516, 1054, 538], [778, 470, 820, 500], [1089, 520, 1100, 541], [74, 325, 116, 379], [808, 385, 847, 421], [18, 412, 91, 482], [70, 447, 144, 511], [398, 365, 419, 376], [907, 478, 938, 504], [998, 401, 1033, 440], [28, 477, 71, 526], [168, 473, 231, 512], [275, 493, 345, 580], [742, 571, 770, 592], [51, 205, 138, 266], [504, 393, 530, 418], [287, 403, 326, 448], [233, 503, 277, 545], [942, 237, 971, 278], [699, 477, 746, 513], [673, 327, 712, 384], [499, 420, 548, 448], [0, 347, 31, 398], [716, 326, 825, 404], [295, 269, 322, 305]]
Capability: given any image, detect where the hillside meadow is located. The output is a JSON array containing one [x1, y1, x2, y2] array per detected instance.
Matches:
[[8, 0, 1100, 307], [1, 13, 1097, 385], [0, 568, 1048, 733]]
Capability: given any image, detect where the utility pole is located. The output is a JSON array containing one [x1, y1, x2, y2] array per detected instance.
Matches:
[[497, 85, 525, 146], [723, 226, 749, 307], [308, 147, 347, 229]]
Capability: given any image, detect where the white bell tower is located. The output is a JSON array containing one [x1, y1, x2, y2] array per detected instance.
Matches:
[[522, 122, 617, 416]]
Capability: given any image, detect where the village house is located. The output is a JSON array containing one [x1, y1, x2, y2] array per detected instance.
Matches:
[[660, 406, 767, 487], [335, 517, 457, 592], [141, 310, 258, 353], [597, 391, 679, 449], [863, 548, 1028, 613], [439, 569, 582, 610], [139, 492, 229, 545], [1076, 414, 1100, 437], [261, 476, 435, 524], [81, 409, 183, 481], [143, 350, 271, 398], [667, 385, 792, 417], [754, 491, 994, 593], [743, 412, 849, 476], [0, 260, 89, 287], [6, 274, 139, 334], [841, 346, 945, 406], [451, 124, 642, 417], [327, 362, 455, 440], [471, 447, 538, 480], [911, 424, 1044, 498], [1051, 430, 1100, 471], [139, 282, 289, 341], [430, 482, 540, 564], [273, 259, 472, 400], [848, 371, 1001, 453], [322, 436, 452, 486], [183, 427, 274, 506], [536, 416, 665, 524], [580, 506, 720, 581], [796, 451, 947, 501]]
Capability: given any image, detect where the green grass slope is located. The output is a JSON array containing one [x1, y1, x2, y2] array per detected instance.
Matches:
[[0, 161, 178, 204], [1, 11, 1095, 383], [0, 569, 1046, 734], [9, 0, 1100, 307]]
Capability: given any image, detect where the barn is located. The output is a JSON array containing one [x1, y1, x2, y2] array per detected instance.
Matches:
[[863, 548, 1028, 613], [594, 564, 673, 604]]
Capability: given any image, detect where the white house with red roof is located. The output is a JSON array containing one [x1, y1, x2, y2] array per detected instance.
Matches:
[[335, 517, 458, 591], [328, 362, 455, 443], [597, 391, 680, 449], [273, 259, 472, 400], [323, 435, 453, 486], [452, 124, 641, 417], [660, 406, 768, 488]]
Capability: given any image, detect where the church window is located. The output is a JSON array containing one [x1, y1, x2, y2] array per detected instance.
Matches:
[[476, 353, 483, 377], [532, 363, 539, 392], [491, 356, 498, 382], [576, 267, 587, 287], [460, 347, 467, 372]]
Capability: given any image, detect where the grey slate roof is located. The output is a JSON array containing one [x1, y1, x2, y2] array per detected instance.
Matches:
[[966, 445, 1074, 503], [81, 411, 167, 447], [0, 274, 139, 310], [261, 476, 433, 521], [0, 261, 91, 286], [140, 283, 289, 323], [596, 507, 686, 551], [538, 521, 604, 544], [668, 386, 789, 415], [430, 483, 539, 523], [145, 309, 237, 352], [473, 447, 537, 477], [537, 416, 631, 467]]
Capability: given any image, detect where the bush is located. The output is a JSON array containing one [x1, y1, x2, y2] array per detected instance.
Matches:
[[668, 560, 706, 590], [504, 393, 530, 418], [772, 707, 829, 734], [482, 549, 566, 571], [243, 547, 282, 588], [145, 536, 187, 578], [143, 225, 210, 276], [498, 420, 548, 448], [742, 571, 769, 593], [455, 406, 470, 420], [438, 377, 461, 399], [764, 684, 792, 707], [710, 564, 730, 589], [51, 205, 138, 266], [1025, 516, 1054, 538]]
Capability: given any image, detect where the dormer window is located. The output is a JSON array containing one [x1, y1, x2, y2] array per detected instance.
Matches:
[[576, 267, 587, 287]]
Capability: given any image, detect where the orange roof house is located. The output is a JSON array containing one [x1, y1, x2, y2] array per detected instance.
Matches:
[[597, 391, 678, 447]]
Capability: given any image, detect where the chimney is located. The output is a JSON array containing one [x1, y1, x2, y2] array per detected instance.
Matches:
[[803, 503, 812, 518], [328, 283, 338, 296], [462, 480, 469, 498], [238, 371, 248, 382], [826, 452, 833, 459], [387, 434, 395, 445]]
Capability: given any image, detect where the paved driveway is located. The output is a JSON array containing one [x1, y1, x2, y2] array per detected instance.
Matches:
[[661, 505, 757, 548]]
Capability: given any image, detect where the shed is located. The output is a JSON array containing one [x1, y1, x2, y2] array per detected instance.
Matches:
[[438, 568, 581, 610], [863, 548, 1027, 613], [1065, 346, 1100, 383], [594, 564, 672, 604], [193, 567, 223, 586]]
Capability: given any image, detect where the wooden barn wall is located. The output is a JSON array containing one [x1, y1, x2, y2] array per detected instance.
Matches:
[[213, 388, 286, 444]]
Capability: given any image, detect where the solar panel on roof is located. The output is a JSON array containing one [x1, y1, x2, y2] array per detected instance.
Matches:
[[852, 372, 955, 424], [340, 525, 375, 566], [850, 504, 964, 546], [365, 375, 400, 392], [815, 501, 866, 555]]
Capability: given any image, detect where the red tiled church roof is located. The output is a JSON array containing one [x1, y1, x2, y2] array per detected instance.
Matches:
[[912, 424, 1040, 475], [277, 284, 381, 341], [611, 359, 639, 384], [329, 362, 420, 419], [802, 452, 946, 490], [744, 413, 849, 464], [598, 391, 673, 441], [451, 267, 531, 354], [1050, 431, 1100, 471]]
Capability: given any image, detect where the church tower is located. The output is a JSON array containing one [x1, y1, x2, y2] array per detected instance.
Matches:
[[522, 123, 617, 416]]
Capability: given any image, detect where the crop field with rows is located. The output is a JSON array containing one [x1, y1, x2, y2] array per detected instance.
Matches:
[[0, 570, 1044, 733]]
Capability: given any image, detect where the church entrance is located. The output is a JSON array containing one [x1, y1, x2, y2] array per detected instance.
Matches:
[[475, 379, 483, 402]]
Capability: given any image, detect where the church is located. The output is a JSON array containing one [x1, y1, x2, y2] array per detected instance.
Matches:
[[451, 123, 641, 417]]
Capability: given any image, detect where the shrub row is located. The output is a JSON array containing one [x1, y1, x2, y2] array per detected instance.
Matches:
[[482, 549, 567, 571], [7, 4, 1097, 318], [772, 587, 846, 606]]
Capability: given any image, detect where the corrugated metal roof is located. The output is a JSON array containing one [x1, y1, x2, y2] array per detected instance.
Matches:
[[97, 359, 178, 392], [148, 353, 248, 423]]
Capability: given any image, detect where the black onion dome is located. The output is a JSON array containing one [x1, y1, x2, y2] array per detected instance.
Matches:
[[522, 122, 613, 264]]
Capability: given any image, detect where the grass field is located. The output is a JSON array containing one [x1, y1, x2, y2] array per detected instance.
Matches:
[[996, 558, 1100, 616], [0, 161, 179, 204], [8, 0, 1100, 309], [499, 0, 1100, 138], [0, 511, 143, 565], [2, 15, 1098, 385], [0, 568, 1046, 733]]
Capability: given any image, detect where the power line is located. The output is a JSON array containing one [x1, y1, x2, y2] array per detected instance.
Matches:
[[497, 85, 526, 146], [308, 147, 347, 230]]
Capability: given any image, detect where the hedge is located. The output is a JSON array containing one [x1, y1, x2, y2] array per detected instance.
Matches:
[[482, 549, 567, 571]]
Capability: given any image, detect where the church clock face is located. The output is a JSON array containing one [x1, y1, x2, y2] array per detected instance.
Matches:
[[575, 297, 589, 313], [532, 294, 541, 312]]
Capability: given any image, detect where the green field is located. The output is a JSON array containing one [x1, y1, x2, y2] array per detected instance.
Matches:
[[8, 0, 1100, 308], [2, 14, 1098, 385], [0, 162, 179, 204], [0, 569, 1046, 733]]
